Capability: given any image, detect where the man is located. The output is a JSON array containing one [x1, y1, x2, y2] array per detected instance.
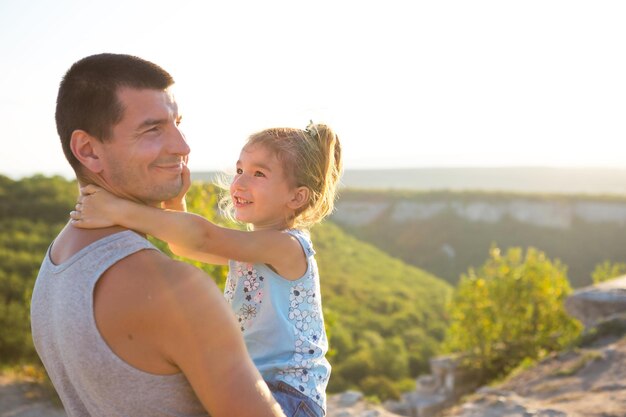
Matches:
[[31, 53, 286, 417]]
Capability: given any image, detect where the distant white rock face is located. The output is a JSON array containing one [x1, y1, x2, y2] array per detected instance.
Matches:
[[332, 202, 390, 226], [451, 202, 504, 223], [391, 202, 447, 222], [575, 202, 626, 225], [333, 199, 626, 230], [507, 200, 573, 229]]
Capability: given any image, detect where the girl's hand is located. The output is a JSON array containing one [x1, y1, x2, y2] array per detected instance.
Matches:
[[70, 185, 123, 229], [162, 162, 191, 212]]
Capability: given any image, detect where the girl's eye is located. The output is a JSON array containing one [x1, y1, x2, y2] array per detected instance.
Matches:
[[254, 171, 266, 177], [236, 168, 243, 174]]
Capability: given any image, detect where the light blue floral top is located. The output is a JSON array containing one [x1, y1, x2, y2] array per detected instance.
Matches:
[[224, 229, 331, 410]]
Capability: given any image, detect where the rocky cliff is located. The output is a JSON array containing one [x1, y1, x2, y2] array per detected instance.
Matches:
[[330, 192, 626, 287], [325, 276, 626, 417], [333, 198, 626, 230]]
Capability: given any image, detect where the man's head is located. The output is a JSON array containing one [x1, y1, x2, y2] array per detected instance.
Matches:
[[56, 53, 189, 205]]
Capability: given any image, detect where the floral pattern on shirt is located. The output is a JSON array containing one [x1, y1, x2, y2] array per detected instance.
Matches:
[[229, 263, 265, 331], [224, 230, 330, 410], [278, 275, 329, 403]]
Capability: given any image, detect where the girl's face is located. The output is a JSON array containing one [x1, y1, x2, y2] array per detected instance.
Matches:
[[230, 144, 296, 230]]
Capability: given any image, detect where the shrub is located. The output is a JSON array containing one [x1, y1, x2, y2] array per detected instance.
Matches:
[[591, 260, 626, 284], [443, 245, 582, 383]]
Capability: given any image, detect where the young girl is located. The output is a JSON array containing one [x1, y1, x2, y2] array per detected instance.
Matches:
[[71, 122, 342, 417]]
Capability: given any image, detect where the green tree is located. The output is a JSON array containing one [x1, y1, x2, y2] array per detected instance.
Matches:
[[0, 175, 76, 363], [360, 375, 401, 401], [443, 246, 582, 383], [149, 181, 231, 289], [312, 222, 452, 400], [591, 260, 626, 284]]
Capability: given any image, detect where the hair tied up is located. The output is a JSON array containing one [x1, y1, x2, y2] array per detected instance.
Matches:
[[304, 120, 319, 140]]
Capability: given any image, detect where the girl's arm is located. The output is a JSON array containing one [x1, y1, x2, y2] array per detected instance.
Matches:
[[159, 176, 229, 265], [72, 185, 229, 265], [72, 187, 306, 279]]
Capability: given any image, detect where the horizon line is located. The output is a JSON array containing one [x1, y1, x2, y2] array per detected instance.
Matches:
[[5, 165, 626, 180]]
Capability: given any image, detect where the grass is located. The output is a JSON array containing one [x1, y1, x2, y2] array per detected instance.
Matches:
[[552, 351, 604, 377]]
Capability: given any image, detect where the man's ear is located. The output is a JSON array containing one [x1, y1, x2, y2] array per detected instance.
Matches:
[[70, 130, 103, 173], [288, 186, 310, 211]]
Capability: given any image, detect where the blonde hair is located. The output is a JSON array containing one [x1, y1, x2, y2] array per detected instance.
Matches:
[[219, 122, 342, 230]]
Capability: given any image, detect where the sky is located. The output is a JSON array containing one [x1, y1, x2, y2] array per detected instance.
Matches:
[[1, 0, 625, 179]]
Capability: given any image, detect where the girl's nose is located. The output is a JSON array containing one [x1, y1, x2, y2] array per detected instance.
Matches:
[[232, 173, 248, 189]]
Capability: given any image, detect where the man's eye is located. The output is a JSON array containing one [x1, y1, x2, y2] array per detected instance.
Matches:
[[176, 116, 183, 126], [236, 168, 243, 174], [254, 171, 265, 177]]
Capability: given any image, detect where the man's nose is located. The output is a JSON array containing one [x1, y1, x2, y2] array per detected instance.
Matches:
[[168, 126, 190, 156]]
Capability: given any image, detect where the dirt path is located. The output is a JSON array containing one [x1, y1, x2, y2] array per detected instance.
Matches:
[[0, 375, 65, 417]]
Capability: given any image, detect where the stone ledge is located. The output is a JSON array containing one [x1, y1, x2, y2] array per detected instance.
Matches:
[[564, 275, 626, 328]]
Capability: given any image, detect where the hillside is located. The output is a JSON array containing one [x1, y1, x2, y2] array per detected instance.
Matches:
[[330, 190, 626, 288], [3, 173, 624, 415], [312, 221, 452, 393], [0, 174, 452, 402]]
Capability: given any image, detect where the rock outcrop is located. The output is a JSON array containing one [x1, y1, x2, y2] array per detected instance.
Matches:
[[442, 335, 626, 417], [564, 275, 626, 328], [327, 391, 404, 417], [440, 276, 626, 417], [335, 275, 626, 417], [380, 355, 479, 417]]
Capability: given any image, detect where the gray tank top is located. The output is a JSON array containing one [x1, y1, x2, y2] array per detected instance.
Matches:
[[31, 230, 209, 417]]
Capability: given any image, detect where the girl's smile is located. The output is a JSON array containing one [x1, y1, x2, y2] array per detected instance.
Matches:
[[233, 196, 253, 206], [230, 144, 295, 230]]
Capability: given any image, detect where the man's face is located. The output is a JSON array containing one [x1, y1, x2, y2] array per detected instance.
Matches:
[[96, 87, 190, 206]]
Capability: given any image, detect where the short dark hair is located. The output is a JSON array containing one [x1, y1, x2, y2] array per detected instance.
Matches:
[[55, 53, 175, 173]]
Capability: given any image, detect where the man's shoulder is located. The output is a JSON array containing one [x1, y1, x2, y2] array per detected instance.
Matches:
[[98, 248, 223, 326], [112, 248, 209, 286]]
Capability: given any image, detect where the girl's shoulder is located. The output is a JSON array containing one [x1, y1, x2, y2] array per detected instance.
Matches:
[[284, 228, 315, 257], [284, 228, 310, 238]]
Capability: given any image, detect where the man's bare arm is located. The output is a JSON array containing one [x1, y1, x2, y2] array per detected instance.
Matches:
[[152, 260, 285, 416], [95, 251, 285, 417]]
